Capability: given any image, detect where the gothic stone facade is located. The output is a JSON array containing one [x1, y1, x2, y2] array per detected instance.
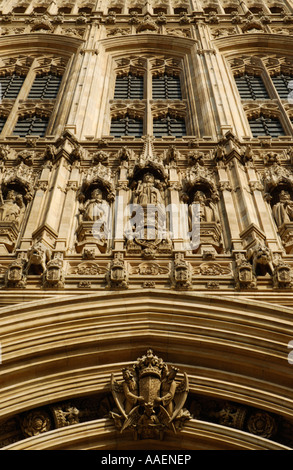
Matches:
[[0, 0, 293, 450]]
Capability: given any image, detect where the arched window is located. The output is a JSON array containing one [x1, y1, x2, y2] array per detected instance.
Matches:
[[231, 55, 293, 137], [110, 56, 186, 138]]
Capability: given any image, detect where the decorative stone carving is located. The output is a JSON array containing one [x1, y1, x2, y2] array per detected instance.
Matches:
[[110, 349, 190, 440], [43, 257, 65, 289], [20, 410, 52, 438], [247, 242, 274, 277], [26, 241, 51, 275], [272, 190, 293, 227], [106, 252, 129, 289], [272, 257, 293, 289], [135, 14, 159, 33], [247, 412, 277, 439], [235, 254, 257, 290], [0, 189, 25, 228], [51, 403, 80, 428], [210, 401, 247, 429], [171, 252, 192, 290], [193, 262, 231, 276], [4, 259, 27, 288]]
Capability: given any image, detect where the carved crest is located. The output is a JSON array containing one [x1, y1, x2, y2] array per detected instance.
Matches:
[[110, 349, 190, 440]]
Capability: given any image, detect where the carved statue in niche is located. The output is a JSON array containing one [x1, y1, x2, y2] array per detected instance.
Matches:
[[272, 190, 293, 227], [77, 186, 110, 255], [81, 188, 105, 222], [110, 349, 190, 440], [188, 190, 220, 228], [126, 171, 170, 258], [133, 173, 163, 206], [187, 188, 222, 255], [0, 189, 25, 227]]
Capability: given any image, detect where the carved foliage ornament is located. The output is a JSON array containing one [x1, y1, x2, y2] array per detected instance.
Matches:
[[110, 349, 190, 440]]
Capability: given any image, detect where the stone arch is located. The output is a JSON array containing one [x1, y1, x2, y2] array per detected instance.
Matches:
[[0, 290, 292, 449]]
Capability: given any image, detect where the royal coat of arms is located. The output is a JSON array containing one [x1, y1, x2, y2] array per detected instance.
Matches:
[[110, 349, 191, 440]]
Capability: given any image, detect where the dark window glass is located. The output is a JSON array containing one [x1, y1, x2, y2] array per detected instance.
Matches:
[[249, 115, 285, 137], [153, 114, 186, 137], [110, 115, 143, 137], [28, 74, 62, 99], [152, 74, 182, 99], [235, 74, 269, 100], [271, 74, 293, 99], [114, 74, 144, 100], [13, 115, 49, 137], [0, 74, 25, 99]]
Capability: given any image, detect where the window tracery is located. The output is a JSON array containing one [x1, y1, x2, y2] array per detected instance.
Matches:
[[110, 55, 187, 138], [230, 55, 293, 137], [0, 54, 66, 137]]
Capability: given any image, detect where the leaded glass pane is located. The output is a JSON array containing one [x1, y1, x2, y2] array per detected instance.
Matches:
[[110, 115, 143, 137], [235, 74, 269, 100], [28, 74, 62, 99], [0, 74, 25, 99], [152, 75, 182, 99], [249, 115, 285, 137], [13, 115, 49, 137], [114, 74, 144, 100], [153, 115, 186, 137], [271, 74, 293, 99]]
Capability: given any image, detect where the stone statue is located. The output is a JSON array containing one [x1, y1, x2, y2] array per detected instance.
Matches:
[[121, 368, 144, 415], [81, 188, 107, 222], [189, 190, 219, 228], [0, 189, 25, 226], [134, 173, 163, 205], [272, 190, 293, 227]]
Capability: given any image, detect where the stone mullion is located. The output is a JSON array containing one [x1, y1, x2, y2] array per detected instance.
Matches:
[[1, 59, 39, 138], [34, 159, 70, 249], [113, 165, 129, 252], [67, 47, 96, 138], [168, 168, 183, 251], [205, 49, 243, 138], [217, 167, 242, 251], [19, 166, 52, 251], [55, 167, 81, 253], [231, 160, 259, 230], [146, 60, 152, 136]]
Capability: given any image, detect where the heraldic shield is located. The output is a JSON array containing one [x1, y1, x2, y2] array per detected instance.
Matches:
[[110, 349, 191, 440]]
